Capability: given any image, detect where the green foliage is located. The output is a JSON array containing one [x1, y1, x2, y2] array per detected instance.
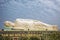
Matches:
[[49, 33, 60, 40]]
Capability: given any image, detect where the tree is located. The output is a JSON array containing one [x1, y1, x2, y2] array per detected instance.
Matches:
[[49, 33, 60, 40]]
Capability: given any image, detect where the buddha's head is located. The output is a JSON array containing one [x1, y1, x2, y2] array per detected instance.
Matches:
[[4, 21, 15, 27]]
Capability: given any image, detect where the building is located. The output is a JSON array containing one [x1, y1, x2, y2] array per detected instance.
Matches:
[[0, 31, 60, 40]]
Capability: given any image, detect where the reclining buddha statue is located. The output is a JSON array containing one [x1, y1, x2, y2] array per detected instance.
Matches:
[[4, 18, 58, 31]]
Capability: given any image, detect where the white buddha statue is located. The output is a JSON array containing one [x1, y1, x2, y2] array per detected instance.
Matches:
[[4, 19, 58, 31]]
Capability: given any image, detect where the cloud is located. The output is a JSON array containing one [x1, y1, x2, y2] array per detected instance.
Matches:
[[0, 0, 60, 28]]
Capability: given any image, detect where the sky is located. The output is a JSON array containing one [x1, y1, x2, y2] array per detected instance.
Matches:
[[0, 0, 60, 29]]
